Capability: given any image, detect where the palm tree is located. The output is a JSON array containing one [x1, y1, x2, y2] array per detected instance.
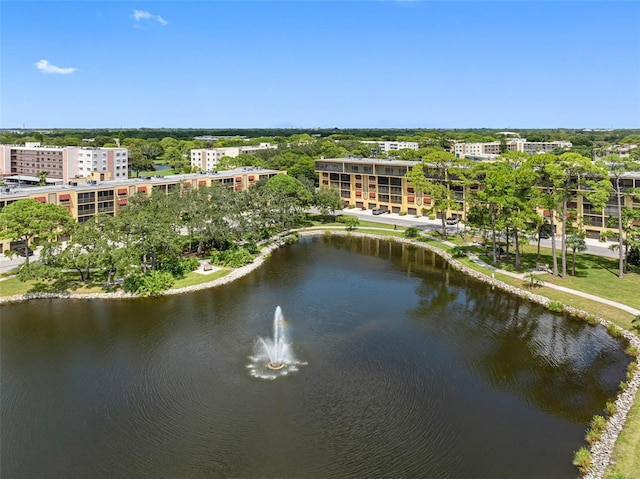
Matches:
[[565, 234, 587, 277], [36, 170, 49, 186]]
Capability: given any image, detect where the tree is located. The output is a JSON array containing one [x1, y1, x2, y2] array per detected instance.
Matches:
[[0, 199, 73, 266], [405, 151, 465, 239], [315, 187, 343, 221], [344, 215, 359, 231], [128, 147, 154, 177], [36, 170, 49, 186], [556, 153, 611, 279], [565, 234, 587, 276], [264, 174, 313, 206], [164, 146, 186, 171], [597, 154, 640, 278], [117, 191, 182, 272], [526, 153, 611, 278]]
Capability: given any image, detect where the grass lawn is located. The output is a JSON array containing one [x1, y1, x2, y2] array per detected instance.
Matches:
[[455, 241, 640, 312], [0, 275, 112, 296], [607, 396, 640, 479], [171, 269, 230, 289]]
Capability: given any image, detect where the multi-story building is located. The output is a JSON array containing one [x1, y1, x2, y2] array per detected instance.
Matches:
[[315, 157, 640, 240], [0, 167, 282, 252], [0, 142, 129, 183], [316, 157, 462, 217], [452, 139, 572, 159], [361, 141, 419, 154], [190, 143, 277, 171]]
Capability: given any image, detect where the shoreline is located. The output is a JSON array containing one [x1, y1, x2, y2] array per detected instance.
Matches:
[[1, 229, 638, 478]]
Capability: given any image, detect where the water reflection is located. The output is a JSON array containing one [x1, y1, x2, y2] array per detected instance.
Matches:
[[0, 235, 630, 479]]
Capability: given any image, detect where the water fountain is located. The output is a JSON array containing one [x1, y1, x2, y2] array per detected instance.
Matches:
[[248, 306, 305, 379]]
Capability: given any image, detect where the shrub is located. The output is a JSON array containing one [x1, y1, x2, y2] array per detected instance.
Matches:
[[123, 270, 175, 296], [523, 273, 544, 288], [605, 400, 618, 417], [547, 301, 564, 313], [631, 315, 640, 333], [404, 227, 420, 238], [450, 246, 468, 258], [627, 245, 640, 267], [590, 415, 606, 433], [343, 215, 359, 231], [585, 428, 601, 445], [572, 447, 591, 474], [607, 323, 623, 339], [284, 234, 299, 245], [210, 248, 254, 268], [158, 256, 200, 278], [585, 315, 599, 326], [625, 345, 639, 358]]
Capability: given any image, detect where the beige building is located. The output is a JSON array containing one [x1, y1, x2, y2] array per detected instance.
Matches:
[[0, 167, 282, 252], [190, 143, 277, 171], [315, 157, 640, 240], [0, 142, 129, 184]]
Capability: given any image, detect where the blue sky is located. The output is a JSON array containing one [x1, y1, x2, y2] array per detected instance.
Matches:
[[2, 1, 639, 129]]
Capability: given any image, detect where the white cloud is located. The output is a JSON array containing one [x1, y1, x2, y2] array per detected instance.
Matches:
[[35, 59, 77, 75], [132, 9, 168, 26]]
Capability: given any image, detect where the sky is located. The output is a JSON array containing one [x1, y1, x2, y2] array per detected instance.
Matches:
[[1, 1, 639, 129]]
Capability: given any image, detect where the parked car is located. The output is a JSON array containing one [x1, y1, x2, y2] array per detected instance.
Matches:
[[17, 248, 34, 257], [445, 216, 460, 225], [372, 206, 388, 215]]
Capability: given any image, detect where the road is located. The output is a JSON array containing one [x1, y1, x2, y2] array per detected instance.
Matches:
[[334, 207, 620, 258]]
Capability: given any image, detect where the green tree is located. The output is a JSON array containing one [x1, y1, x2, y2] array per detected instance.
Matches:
[[265, 174, 313, 206], [556, 152, 611, 279], [597, 154, 640, 278], [565, 233, 587, 276], [36, 170, 49, 186], [344, 215, 359, 231], [315, 186, 343, 221], [117, 191, 182, 272], [405, 151, 465, 239], [128, 147, 154, 177], [164, 146, 186, 170], [0, 199, 73, 266]]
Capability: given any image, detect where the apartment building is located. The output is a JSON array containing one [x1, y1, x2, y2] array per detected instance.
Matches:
[[0, 142, 129, 183], [452, 139, 572, 159], [190, 143, 277, 171], [315, 158, 640, 240], [315, 157, 464, 217], [361, 141, 419, 154], [0, 167, 282, 252]]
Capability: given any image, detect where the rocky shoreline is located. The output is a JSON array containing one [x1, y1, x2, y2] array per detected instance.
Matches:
[[1, 229, 638, 478]]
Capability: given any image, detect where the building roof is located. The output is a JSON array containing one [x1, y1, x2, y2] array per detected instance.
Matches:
[[0, 167, 281, 198]]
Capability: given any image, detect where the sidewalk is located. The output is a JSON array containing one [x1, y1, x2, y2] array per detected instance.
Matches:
[[464, 250, 640, 316]]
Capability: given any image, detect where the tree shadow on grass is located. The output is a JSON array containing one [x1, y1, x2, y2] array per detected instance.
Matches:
[[27, 277, 108, 294]]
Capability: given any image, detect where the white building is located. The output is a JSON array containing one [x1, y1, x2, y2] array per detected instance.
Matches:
[[0, 142, 129, 183], [190, 143, 277, 171], [361, 141, 419, 154], [453, 139, 572, 159]]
